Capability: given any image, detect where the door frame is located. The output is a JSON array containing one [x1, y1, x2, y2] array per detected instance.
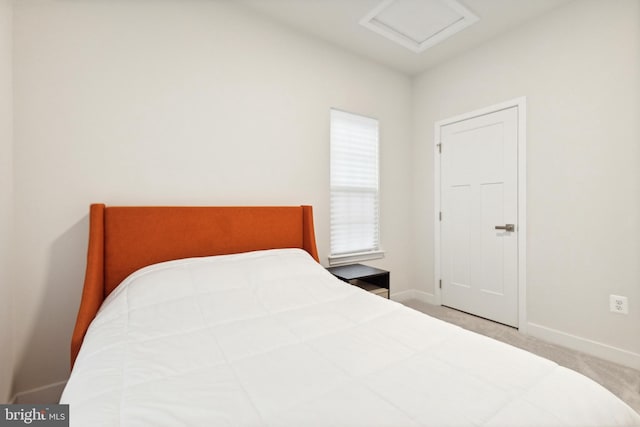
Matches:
[[433, 97, 527, 332]]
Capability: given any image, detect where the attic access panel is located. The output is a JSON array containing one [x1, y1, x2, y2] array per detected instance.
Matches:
[[360, 0, 479, 53]]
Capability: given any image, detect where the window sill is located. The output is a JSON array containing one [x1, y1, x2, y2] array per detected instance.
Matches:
[[328, 250, 385, 266]]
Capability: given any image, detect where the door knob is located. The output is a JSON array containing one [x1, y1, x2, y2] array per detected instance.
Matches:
[[495, 224, 515, 232]]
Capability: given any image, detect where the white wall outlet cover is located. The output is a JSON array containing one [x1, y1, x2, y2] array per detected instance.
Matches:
[[609, 294, 629, 314]]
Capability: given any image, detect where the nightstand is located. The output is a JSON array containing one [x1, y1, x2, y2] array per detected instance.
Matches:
[[327, 264, 390, 298]]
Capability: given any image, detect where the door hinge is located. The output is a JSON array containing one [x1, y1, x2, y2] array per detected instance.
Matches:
[[439, 211, 442, 221], [439, 279, 442, 289], [437, 143, 442, 153]]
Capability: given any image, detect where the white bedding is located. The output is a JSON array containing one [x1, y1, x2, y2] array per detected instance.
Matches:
[[61, 249, 640, 426]]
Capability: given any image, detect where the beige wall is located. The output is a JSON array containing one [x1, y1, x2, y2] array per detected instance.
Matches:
[[412, 0, 640, 364], [0, 0, 14, 403], [11, 0, 413, 394]]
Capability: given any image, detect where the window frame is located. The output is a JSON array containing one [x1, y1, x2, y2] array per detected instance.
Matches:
[[328, 108, 384, 266]]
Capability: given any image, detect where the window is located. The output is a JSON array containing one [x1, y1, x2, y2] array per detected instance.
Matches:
[[329, 109, 382, 264]]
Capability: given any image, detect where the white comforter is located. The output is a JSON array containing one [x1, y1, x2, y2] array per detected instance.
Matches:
[[61, 249, 640, 426]]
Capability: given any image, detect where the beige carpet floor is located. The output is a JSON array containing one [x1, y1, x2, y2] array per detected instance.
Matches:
[[402, 299, 640, 414]]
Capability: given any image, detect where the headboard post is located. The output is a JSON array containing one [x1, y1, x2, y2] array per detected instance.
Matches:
[[302, 205, 319, 263], [70, 204, 105, 368]]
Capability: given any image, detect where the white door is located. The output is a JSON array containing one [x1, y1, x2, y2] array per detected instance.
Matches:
[[440, 107, 518, 327]]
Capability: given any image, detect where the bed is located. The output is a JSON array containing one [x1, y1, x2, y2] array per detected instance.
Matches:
[[61, 204, 640, 426]]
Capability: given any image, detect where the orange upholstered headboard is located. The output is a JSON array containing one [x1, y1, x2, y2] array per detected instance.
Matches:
[[71, 204, 319, 367]]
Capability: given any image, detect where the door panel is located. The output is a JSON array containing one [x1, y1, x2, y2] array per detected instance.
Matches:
[[441, 107, 518, 327], [480, 182, 505, 296], [450, 185, 471, 289]]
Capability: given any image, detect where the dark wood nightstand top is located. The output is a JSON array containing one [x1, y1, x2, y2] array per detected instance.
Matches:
[[326, 263, 388, 281]]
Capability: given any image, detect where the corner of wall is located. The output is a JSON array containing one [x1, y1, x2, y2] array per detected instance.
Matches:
[[0, 0, 15, 404]]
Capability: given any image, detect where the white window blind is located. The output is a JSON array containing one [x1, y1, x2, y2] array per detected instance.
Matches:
[[330, 109, 380, 259]]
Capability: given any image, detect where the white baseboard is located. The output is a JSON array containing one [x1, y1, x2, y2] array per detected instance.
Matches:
[[13, 380, 67, 404], [392, 289, 640, 370], [527, 322, 640, 371], [391, 289, 436, 305]]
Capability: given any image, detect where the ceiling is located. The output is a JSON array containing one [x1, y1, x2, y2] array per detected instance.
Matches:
[[238, 0, 573, 75]]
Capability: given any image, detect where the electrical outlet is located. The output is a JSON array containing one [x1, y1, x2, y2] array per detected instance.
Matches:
[[609, 295, 628, 314]]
